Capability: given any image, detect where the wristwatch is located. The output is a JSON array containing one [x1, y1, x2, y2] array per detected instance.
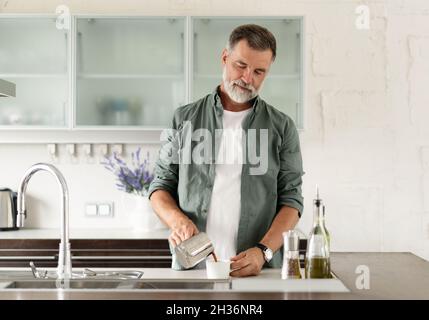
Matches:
[[256, 243, 273, 263]]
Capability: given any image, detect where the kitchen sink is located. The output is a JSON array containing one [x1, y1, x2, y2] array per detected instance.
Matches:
[[0, 268, 229, 291], [2, 279, 231, 290], [5, 280, 123, 289]]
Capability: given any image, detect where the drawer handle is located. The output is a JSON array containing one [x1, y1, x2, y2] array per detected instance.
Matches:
[[71, 256, 171, 260]]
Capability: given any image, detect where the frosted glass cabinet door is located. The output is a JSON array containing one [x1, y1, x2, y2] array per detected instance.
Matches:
[[192, 18, 302, 128], [76, 17, 185, 127], [0, 17, 69, 127]]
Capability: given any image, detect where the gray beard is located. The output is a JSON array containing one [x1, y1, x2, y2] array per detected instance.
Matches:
[[222, 68, 259, 104]]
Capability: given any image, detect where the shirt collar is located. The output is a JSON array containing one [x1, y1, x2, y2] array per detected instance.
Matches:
[[211, 85, 260, 114]]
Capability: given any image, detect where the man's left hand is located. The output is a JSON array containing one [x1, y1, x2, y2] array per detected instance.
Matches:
[[230, 247, 265, 277]]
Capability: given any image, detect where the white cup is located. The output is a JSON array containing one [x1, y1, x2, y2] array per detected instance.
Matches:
[[206, 260, 231, 279]]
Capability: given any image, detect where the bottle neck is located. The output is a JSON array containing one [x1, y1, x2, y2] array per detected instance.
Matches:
[[313, 200, 323, 227]]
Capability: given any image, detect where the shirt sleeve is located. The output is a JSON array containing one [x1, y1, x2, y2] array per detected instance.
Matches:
[[277, 119, 305, 217], [148, 112, 181, 200]]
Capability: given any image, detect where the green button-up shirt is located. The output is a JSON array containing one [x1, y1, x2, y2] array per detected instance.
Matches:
[[148, 87, 304, 268]]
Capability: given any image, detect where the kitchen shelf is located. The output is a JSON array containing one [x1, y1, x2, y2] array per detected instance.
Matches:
[[0, 74, 67, 79], [0, 129, 165, 144], [194, 73, 300, 79], [77, 74, 184, 79]]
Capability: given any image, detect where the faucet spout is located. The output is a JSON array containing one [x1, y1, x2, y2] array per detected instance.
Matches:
[[17, 163, 72, 280]]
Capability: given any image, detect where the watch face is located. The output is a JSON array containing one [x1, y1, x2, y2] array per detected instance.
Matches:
[[265, 249, 273, 261]]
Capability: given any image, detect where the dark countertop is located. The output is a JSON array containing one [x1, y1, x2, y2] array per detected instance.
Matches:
[[0, 252, 428, 299]]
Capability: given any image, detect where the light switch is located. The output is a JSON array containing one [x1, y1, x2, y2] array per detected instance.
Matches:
[[85, 204, 97, 216], [98, 203, 113, 217]]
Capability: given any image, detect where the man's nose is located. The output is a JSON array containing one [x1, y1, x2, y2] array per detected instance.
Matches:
[[241, 67, 253, 85]]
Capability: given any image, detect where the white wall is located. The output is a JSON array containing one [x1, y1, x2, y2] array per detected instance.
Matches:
[[1, 0, 428, 261]]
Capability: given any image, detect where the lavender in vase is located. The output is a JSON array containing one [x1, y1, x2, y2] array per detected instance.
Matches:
[[101, 147, 154, 197]]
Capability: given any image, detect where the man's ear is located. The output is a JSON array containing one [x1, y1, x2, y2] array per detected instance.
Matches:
[[221, 48, 228, 66]]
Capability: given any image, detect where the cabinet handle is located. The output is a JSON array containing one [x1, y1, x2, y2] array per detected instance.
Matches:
[[71, 256, 171, 260], [193, 32, 198, 74], [296, 32, 301, 73], [77, 31, 83, 73], [0, 256, 171, 261], [0, 256, 56, 260]]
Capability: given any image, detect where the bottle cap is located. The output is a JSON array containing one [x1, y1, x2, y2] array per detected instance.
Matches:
[[283, 230, 300, 251]]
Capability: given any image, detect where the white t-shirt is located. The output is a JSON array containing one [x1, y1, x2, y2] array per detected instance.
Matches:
[[205, 108, 252, 261]]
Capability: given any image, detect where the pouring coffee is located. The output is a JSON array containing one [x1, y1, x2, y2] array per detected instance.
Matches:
[[174, 232, 218, 269]]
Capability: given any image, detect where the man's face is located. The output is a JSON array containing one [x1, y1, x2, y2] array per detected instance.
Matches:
[[222, 39, 273, 104]]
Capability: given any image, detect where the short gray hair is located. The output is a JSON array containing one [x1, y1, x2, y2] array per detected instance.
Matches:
[[227, 24, 277, 61]]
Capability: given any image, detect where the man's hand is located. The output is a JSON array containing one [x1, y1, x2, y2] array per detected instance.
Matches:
[[168, 217, 199, 247], [230, 247, 265, 277]]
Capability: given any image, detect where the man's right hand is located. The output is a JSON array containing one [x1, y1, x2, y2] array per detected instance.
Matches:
[[169, 217, 199, 248]]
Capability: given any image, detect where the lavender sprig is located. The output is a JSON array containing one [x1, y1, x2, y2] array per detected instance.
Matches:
[[103, 147, 154, 196]]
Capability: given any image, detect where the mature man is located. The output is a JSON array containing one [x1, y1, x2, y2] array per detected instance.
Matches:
[[149, 24, 304, 277]]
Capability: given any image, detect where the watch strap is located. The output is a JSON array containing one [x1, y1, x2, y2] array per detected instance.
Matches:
[[256, 243, 268, 253], [256, 243, 271, 262]]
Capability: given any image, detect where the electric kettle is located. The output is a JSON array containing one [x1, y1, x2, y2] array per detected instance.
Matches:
[[0, 188, 18, 231]]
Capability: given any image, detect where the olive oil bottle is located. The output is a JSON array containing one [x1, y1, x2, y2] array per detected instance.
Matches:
[[322, 205, 330, 249], [321, 205, 331, 276], [305, 257, 330, 278], [305, 187, 331, 279]]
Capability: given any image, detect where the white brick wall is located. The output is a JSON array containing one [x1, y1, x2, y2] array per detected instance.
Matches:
[[0, 0, 428, 260]]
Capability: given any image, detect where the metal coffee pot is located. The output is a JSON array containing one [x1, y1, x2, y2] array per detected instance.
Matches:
[[174, 232, 214, 269]]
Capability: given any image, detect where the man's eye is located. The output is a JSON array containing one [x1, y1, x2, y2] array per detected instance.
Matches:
[[255, 70, 263, 76]]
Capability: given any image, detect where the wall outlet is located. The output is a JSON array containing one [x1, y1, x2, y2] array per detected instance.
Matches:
[[85, 203, 98, 217], [98, 203, 114, 217], [84, 202, 114, 217]]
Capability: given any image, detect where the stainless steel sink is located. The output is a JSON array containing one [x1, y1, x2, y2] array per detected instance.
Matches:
[[0, 268, 231, 290], [5, 280, 123, 289], [3, 279, 231, 290], [0, 267, 144, 282]]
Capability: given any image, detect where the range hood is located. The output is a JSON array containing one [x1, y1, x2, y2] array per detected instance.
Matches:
[[0, 79, 16, 97]]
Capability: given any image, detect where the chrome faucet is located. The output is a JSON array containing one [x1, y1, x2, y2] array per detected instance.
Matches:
[[17, 163, 72, 280]]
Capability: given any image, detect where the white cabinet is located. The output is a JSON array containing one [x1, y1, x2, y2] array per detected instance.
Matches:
[[75, 17, 185, 127], [0, 16, 70, 127], [0, 15, 303, 141], [192, 17, 303, 128]]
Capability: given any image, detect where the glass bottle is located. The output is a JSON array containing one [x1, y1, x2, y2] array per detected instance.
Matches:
[[282, 230, 302, 279], [305, 187, 331, 279], [321, 205, 330, 249], [321, 205, 331, 276]]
